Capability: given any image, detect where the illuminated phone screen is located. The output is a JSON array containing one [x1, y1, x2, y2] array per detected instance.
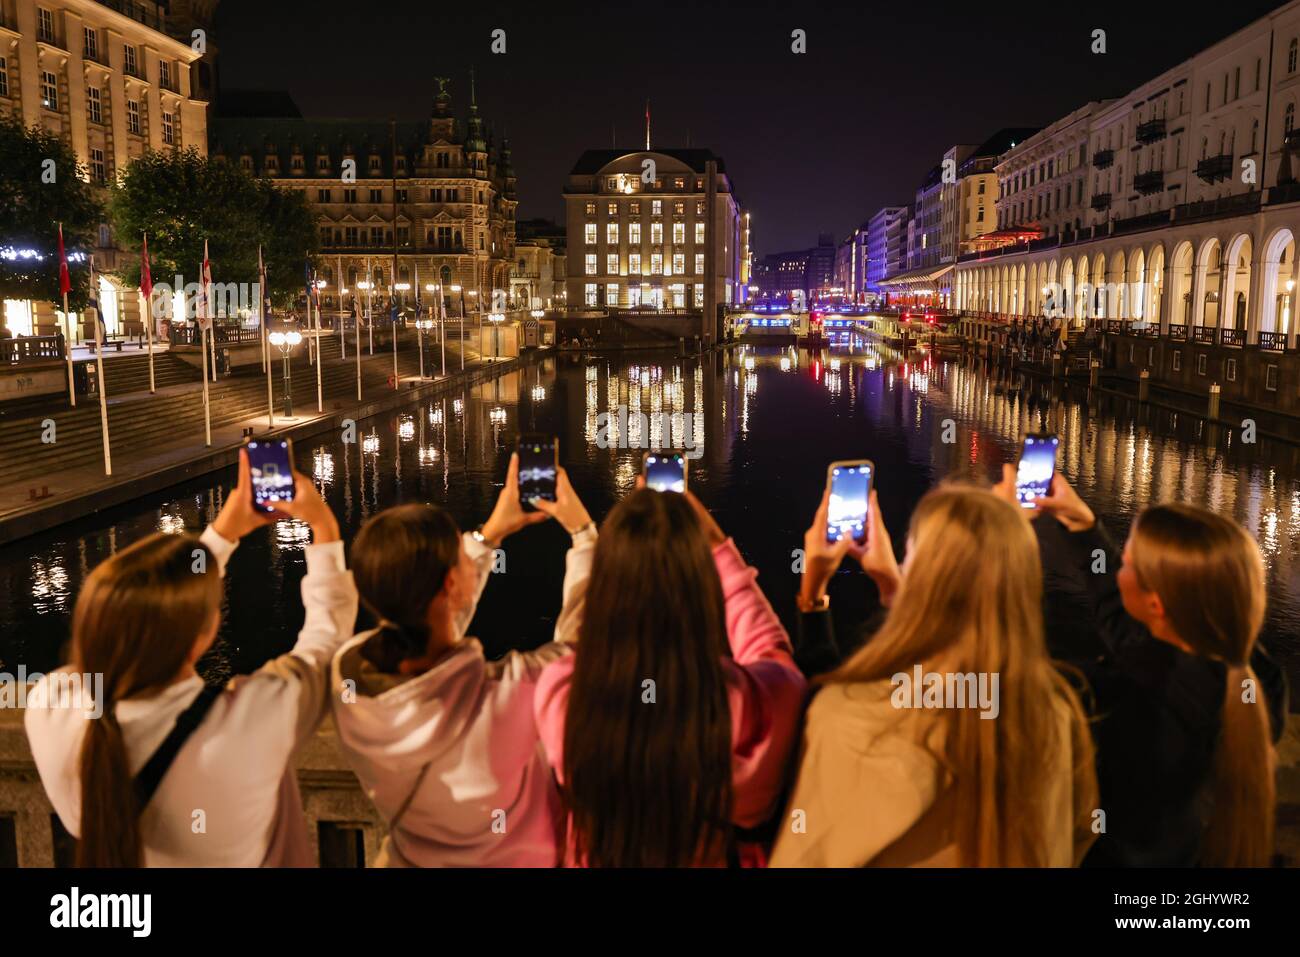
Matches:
[[247, 440, 294, 514], [518, 435, 557, 506], [827, 463, 872, 544], [644, 453, 686, 493], [1016, 435, 1059, 508]]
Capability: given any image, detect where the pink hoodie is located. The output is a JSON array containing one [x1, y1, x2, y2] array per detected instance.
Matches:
[[533, 537, 807, 865]]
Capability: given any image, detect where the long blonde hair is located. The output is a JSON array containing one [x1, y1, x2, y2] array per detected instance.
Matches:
[[828, 485, 1097, 866], [70, 533, 222, 867], [1127, 504, 1275, 867]]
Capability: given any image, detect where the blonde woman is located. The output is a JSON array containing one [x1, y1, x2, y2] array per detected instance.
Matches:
[[1030, 471, 1284, 867], [772, 483, 1097, 867]]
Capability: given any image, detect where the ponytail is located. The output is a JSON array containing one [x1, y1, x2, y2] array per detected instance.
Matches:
[[351, 504, 461, 674], [71, 533, 221, 867], [1201, 663, 1276, 867]]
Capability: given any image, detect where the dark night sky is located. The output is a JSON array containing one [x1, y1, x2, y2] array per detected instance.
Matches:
[[213, 0, 1288, 254]]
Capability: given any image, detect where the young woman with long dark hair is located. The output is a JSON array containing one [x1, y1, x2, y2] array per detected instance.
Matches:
[[331, 455, 596, 866], [25, 449, 353, 866], [533, 487, 806, 867]]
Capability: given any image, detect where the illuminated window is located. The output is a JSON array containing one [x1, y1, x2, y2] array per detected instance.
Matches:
[[606, 222, 618, 245], [606, 253, 618, 274], [629, 201, 640, 215], [584, 223, 597, 245], [674, 201, 685, 215], [584, 253, 597, 275], [585, 283, 597, 306], [695, 222, 705, 244], [695, 253, 704, 275], [651, 222, 663, 244], [651, 253, 663, 275], [672, 222, 685, 244], [672, 253, 684, 275], [585, 201, 596, 215], [607, 201, 618, 216], [651, 200, 662, 215], [629, 222, 641, 244], [696, 201, 704, 215], [41, 72, 58, 110], [606, 283, 619, 305], [629, 253, 642, 274]]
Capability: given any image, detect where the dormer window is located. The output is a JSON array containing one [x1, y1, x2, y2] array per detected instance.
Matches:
[[369, 155, 381, 172], [317, 156, 330, 173], [291, 155, 303, 171], [396, 156, 406, 173], [240, 156, 253, 171]]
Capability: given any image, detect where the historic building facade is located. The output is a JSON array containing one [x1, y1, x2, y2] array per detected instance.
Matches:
[[1, 0, 211, 338], [210, 79, 517, 317], [563, 148, 745, 311]]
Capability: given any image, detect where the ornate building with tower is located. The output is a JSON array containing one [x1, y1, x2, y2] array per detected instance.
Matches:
[[209, 77, 517, 317]]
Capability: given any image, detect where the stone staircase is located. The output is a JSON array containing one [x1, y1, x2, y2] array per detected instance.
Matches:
[[0, 334, 446, 491], [98, 352, 203, 394]]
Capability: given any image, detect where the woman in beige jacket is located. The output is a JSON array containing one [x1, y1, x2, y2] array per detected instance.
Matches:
[[772, 482, 1097, 868]]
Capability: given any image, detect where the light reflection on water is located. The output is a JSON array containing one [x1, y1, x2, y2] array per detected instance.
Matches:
[[0, 346, 1296, 704]]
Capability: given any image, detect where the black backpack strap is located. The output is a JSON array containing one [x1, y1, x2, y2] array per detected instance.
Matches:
[[132, 683, 224, 812]]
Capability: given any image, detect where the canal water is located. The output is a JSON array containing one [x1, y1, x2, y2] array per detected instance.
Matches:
[[1, 344, 1297, 702]]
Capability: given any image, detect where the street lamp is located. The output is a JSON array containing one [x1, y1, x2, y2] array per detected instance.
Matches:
[[416, 316, 435, 377], [488, 311, 505, 361], [268, 327, 303, 417]]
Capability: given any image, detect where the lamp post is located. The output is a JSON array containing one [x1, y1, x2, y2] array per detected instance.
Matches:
[[487, 311, 505, 360], [416, 316, 434, 377], [268, 327, 302, 417], [451, 284, 466, 370]]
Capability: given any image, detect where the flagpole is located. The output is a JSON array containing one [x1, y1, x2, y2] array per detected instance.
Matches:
[[90, 261, 112, 475], [201, 326, 211, 445], [142, 233, 155, 393], [337, 255, 346, 361], [260, 248, 273, 430], [355, 285, 362, 402], [57, 224, 76, 407], [209, 318, 217, 382], [391, 284, 398, 390], [439, 282, 446, 377], [366, 255, 373, 355], [314, 280, 323, 412]]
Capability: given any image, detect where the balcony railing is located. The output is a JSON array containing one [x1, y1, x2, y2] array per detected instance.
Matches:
[[0, 334, 65, 364], [1134, 170, 1165, 195], [1220, 326, 1245, 346], [1173, 191, 1260, 223], [1192, 325, 1216, 344], [1090, 193, 1112, 210], [1168, 323, 1187, 341], [1194, 153, 1233, 184], [1259, 331, 1287, 352], [1268, 180, 1300, 206], [169, 323, 263, 346], [1092, 149, 1114, 169], [1135, 118, 1167, 144]]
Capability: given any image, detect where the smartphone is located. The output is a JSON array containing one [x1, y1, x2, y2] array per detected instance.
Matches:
[[643, 452, 687, 493], [826, 460, 873, 544], [517, 433, 558, 508], [246, 439, 295, 514], [1015, 433, 1060, 509]]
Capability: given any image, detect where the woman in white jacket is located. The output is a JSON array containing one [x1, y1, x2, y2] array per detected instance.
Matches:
[[25, 449, 357, 867], [331, 454, 595, 867]]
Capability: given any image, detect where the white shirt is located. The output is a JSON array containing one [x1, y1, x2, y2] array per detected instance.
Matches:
[[25, 526, 358, 867]]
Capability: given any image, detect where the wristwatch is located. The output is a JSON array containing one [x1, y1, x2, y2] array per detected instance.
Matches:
[[570, 521, 597, 545], [796, 592, 830, 614], [470, 525, 499, 548]]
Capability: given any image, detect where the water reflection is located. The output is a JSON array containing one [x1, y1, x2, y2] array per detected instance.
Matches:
[[0, 348, 1296, 705]]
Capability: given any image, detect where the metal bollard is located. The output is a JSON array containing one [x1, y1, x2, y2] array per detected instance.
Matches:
[[1138, 368, 1150, 402], [1208, 381, 1221, 420]]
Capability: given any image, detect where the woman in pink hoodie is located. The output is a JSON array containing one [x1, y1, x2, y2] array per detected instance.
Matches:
[[533, 488, 806, 867]]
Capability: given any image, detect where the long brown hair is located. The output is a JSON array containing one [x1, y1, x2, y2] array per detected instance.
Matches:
[[350, 504, 461, 673], [71, 532, 222, 867], [1127, 504, 1274, 866], [562, 490, 733, 866], [828, 485, 1097, 866]]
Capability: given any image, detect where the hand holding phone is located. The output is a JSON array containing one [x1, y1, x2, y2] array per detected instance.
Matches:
[[826, 460, 873, 545], [643, 452, 687, 493], [1015, 433, 1059, 509]]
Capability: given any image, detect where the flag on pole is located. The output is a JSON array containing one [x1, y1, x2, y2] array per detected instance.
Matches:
[[413, 262, 422, 315], [139, 234, 153, 299], [58, 225, 71, 296], [198, 240, 213, 330]]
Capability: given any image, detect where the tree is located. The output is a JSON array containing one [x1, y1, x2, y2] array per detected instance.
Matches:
[[110, 148, 319, 311], [0, 114, 104, 310]]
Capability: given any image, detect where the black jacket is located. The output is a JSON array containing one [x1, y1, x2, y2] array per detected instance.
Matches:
[[1039, 517, 1287, 867]]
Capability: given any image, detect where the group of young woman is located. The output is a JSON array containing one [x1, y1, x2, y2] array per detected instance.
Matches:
[[23, 441, 1287, 868]]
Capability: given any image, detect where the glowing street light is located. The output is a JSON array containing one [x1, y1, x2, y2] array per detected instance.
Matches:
[[268, 327, 303, 417]]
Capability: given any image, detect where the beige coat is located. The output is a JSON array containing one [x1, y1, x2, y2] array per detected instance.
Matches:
[[770, 679, 1086, 867]]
